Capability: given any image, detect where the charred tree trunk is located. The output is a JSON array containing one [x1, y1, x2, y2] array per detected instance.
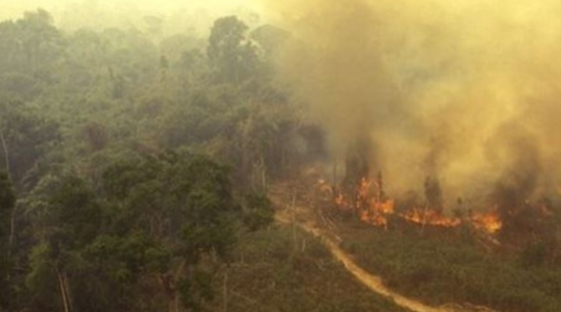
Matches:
[[424, 176, 443, 212], [342, 137, 372, 218], [376, 171, 385, 202]]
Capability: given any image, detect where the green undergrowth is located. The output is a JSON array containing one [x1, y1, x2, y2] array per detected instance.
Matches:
[[206, 225, 411, 312], [338, 222, 561, 312]]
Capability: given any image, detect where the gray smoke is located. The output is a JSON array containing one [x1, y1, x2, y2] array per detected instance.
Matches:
[[265, 0, 561, 207]]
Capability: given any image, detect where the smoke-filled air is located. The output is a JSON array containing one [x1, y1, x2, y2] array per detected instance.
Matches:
[[266, 0, 561, 208], [2, 1, 561, 312]]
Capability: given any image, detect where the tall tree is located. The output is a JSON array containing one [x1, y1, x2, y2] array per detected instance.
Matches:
[[25, 174, 103, 312], [0, 170, 16, 310], [207, 16, 259, 84], [0, 9, 65, 89], [97, 151, 241, 312], [0, 98, 60, 189]]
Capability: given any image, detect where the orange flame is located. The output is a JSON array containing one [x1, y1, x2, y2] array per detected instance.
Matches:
[[359, 199, 395, 227], [324, 177, 504, 234], [470, 211, 502, 234], [400, 208, 461, 228]]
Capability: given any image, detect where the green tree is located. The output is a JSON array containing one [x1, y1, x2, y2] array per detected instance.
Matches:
[[242, 192, 274, 232], [0, 9, 65, 96], [98, 151, 241, 312], [0, 170, 16, 310], [25, 174, 103, 312], [59, 28, 106, 93], [207, 16, 260, 84], [0, 98, 60, 189]]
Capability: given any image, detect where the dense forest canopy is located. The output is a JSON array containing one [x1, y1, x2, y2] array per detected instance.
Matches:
[[0, 6, 311, 312]]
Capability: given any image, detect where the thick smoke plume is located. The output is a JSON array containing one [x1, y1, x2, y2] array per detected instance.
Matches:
[[264, 0, 561, 208]]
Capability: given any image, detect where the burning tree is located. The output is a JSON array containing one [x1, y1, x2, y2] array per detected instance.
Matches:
[[341, 137, 371, 196], [318, 119, 561, 255], [424, 176, 443, 213], [325, 147, 505, 237]]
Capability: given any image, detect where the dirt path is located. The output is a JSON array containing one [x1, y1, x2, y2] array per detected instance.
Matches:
[[276, 215, 448, 312], [271, 188, 494, 312], [299, 222, 448, 312]]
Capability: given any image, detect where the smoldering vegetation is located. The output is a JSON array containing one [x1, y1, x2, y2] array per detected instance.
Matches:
[[266, 0, 561, 209]]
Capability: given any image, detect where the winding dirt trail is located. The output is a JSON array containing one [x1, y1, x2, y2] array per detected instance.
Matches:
[[298, 221, 447, 312], [270, 185, 496, 312], [276, 214, 448, 312]]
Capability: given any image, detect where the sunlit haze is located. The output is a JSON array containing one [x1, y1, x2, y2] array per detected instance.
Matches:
[[3, 0, 263, 33]]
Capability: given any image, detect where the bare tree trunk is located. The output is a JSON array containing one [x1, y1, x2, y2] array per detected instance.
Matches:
[[0, 127, 15, 266], [260, 156, 267, 192], [174, 293, 179, 312], [291, 190, 297, 252], [8, 209, 14, 257], [57, 270, 70, 312], [159, 274, 176, 312], [0, 128, 9, 177], [222, 271, 228, 312], [172, 260, 187, 312], [420, 204, 428, 236], [332, 160, 338, 192], [167, 295, 175, 312], [63, 273, 73, 312]]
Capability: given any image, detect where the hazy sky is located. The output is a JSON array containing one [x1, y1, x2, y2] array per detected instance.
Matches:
[[2, 0, 262, 23]]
